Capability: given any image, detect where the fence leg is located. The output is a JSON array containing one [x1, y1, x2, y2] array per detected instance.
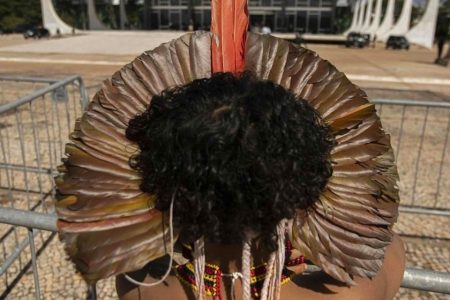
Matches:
[[28, 229, 41, 300], [87, 284, 97, 300]]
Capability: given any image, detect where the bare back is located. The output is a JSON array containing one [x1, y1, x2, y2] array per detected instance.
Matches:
[[116, 235, 405, 300]]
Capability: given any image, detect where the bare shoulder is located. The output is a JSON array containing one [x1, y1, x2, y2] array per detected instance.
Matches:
[[116, 273, 193, 300], [284, 234, 405, 300]]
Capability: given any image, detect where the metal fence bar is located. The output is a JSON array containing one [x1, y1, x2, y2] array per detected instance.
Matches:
[[28, 229, 41, 300], [15, 109, 32, 210], [0, 228, 39, 276], [402, 268, 450, 294], [411, 106, 429, 206], [399, 206, 450, 217], [0, 76, 59, 83], [0, 75, 88, 299], [0, 232, 57, 300], [434, 112, 450, 207], [395, 105, 406, 160], [0, 75, 82, 114], [370, 98, 450, 211], [1, 208, 450, 294], [0, 163, 55, 175], [372, 98, 450, 108], [0, 208, 57, 232]]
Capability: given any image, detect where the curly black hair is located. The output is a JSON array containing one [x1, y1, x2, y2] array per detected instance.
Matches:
[[126, 72, 334, 252]]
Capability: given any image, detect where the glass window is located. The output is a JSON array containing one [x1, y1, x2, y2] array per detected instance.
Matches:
[[170, 11, 180, 29], [181, 10, 190, 29], [296, 11, 306, 31], [160, 10, 169, 26], [308, 13, 319, 33], [203, 10, 211, 29], [150, 12, 159, 29], [275, 11, 285, 29], [320, 11, 332, 33], [194, 11, 203, 29], [286, 14, 295, 32]]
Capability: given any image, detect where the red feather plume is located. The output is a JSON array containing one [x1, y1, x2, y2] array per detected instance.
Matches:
[[211, 0, 249, 73]]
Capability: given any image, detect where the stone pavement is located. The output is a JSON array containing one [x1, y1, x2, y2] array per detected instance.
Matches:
[[2, 212, 449, 299], [1, 32, 450, 299], [0, 32, 449, 98]]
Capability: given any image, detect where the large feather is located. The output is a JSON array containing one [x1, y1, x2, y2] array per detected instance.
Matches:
[[211, 0, 248, 73], [56, 32, 399, 286], [245, 33, 399, 285], [56, 32, 212, 283]]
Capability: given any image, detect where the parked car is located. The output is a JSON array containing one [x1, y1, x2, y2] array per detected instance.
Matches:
[[346, 32, 367, 48], [386, 35, 410, 50], [23, 27, 50, 39], [362, 33, 371, 46]]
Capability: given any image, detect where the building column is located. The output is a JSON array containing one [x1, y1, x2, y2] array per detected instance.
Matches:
[[281, 0, 287, 32], [376, 0, 395, 39], [355, 0, 367, 31], [343, 0, 360, 35], [366, 0, 382, 36], [40, 0, 74, 35], [406, 0, 440, 48], [87, 0, 108, 30], [187, 0, 194, 30], [119, 0, 129, 29], [383, 0, 413, 39], [361, 0, 373, 32]]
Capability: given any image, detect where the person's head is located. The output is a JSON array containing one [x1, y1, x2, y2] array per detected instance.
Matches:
[[126, 72, 334, 252]]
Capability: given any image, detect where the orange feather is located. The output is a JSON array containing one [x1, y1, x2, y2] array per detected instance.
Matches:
[[211, 0, 249, 73]]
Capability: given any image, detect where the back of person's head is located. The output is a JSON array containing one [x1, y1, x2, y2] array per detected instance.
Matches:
[[126, 72, 334, 252]]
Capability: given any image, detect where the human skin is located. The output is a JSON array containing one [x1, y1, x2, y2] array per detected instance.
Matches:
[[116, 234, 405, 300]]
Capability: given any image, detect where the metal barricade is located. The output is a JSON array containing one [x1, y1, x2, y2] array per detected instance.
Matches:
[[0, 76, 88, 299], [372, 99, 450, 216], [0, 76, 59, 106], [0, 82, 449, 298]]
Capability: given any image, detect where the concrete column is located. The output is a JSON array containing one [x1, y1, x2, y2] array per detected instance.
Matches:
[[40, 0, 74, 35], [87, 0, 108, 30], [343, 0, 361, 35], [406, 0, 439, 48], [361, 0, 374, 32], [366, 0, 382, 36], [119, 0, 129, 29], [383, 0, 413, 39], [376, 0, 395, 38], [356, 0, 367, 31]]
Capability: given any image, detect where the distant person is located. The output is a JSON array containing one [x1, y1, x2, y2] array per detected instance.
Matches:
[[56, 28, 61, 38], [188, 19, 194, 32], [435, 21, 448, 64], [251, 23, 262, 34], [295, 31, 307, 48], [261, 24, 271, 35], [372, 34, 377, 48], [435, 36, 447, 63]]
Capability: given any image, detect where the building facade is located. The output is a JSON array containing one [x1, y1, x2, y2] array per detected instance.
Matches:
[[144, 0, 336, 33]]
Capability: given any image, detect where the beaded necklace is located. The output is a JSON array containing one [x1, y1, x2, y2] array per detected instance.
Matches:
[[174, 240, 305, 299]]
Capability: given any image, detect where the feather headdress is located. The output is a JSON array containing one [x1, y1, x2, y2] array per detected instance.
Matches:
[[55, 0, 399, 295]]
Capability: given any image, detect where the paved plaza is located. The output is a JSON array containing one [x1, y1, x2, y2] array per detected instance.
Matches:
[[1, 31, 450, 299]]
